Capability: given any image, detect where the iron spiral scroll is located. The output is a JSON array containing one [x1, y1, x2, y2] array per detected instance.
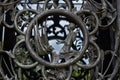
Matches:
[[0, 0, 119, 80]]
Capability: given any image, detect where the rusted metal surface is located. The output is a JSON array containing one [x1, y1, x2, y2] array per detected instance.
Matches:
[[0, 0, 118, 80]]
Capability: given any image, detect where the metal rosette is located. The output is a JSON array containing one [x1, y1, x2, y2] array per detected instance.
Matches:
[[25, 9, 89, 68]]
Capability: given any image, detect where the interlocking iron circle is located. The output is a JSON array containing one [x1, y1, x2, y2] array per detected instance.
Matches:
[[14, 9, 39, 35], [12, 39, 38, 69], [75, 10, 99, 35], [76, 40, 101, 69], [25, 9, 89, 67]]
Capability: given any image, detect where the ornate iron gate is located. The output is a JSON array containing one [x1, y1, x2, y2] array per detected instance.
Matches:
[[0, 0, 119, 80]]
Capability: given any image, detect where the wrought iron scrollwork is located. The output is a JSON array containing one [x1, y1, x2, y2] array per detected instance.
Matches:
[[25, 9, 89, 67], [0, 0, 118, 80], [14, 9, 39, 35], [83, 0, 117, 29], [75, 10, 99, 35]]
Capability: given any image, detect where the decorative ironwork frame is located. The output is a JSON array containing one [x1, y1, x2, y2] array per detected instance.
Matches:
[[0, 0, 119, 80]]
